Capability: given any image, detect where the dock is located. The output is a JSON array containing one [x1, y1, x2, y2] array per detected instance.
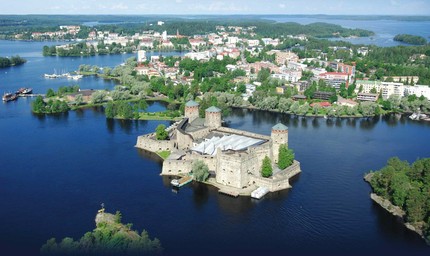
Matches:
[[171, 175, 193, 188], [218, 188, 239, 197], [17, 94, 45, 98]]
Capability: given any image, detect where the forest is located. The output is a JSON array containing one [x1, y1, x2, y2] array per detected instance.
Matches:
[[368, 157, 430, 243], [0, 55, 26, 68], [394, 34, 428, 45]]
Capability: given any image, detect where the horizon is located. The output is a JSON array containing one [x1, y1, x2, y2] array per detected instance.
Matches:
[[1, 0, 429, 16]]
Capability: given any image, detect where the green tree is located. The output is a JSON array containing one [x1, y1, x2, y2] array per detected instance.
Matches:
[[261, 156, 273, 178], [90, 91, 107, 104], [192, 160, 210, 182], [46, 88, 56, 98], [278, 144, 295, 169], [155, 124, 168, 140]]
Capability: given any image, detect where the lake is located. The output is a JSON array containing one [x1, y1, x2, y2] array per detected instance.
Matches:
[[263, 16, 430, 47], [0, 40, 430, 255]]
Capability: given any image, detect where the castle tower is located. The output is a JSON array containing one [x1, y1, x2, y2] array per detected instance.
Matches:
[[205, 106, 222, 128], [271, 123, 289, 164], [184, 100, 199, 122]]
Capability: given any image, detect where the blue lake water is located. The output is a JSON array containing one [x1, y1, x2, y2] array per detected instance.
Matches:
[[0, 40, 430, 255], [263, 16, 430, 47]]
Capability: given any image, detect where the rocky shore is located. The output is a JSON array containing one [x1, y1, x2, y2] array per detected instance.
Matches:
[[364, 173, 429, 245]]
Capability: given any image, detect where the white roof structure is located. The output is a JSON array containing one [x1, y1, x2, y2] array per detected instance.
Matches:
[[191, 134, 265, 156]]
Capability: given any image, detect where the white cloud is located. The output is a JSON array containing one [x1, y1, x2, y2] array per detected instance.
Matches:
[[110, 3, 129, 10], [279, 3, 286, 9], [176, 0, 183, 3]]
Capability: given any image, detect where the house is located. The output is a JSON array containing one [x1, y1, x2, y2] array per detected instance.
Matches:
[[336, 97, 358, 107], [66, 89, 96, 103]]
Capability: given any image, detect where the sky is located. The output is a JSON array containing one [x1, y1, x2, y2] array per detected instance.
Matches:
[[0, 0, 429, 15]]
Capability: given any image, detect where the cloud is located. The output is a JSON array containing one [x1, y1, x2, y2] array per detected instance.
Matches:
[[189, 1, 249, 13], [279, 3, 286, 9], [176, 0, 183, 3], [110, 3, 129, 10]]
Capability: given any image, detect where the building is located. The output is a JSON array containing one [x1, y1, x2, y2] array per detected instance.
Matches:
[[273, 51, 299, 66], [313, 91, 334, 100], [355, 80, 402, 100], [357, 92, 379, 102], [137, 50, 147, 63], [136, 101, 301, 195], [318, 72, 350, 89]]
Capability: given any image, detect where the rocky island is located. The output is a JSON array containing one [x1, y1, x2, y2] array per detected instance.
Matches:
[[364, 157, 430, 245], [40, 208, 162, 255]]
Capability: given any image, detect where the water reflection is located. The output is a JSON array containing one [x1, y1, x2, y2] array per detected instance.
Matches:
[[191, 182, 210, 208]]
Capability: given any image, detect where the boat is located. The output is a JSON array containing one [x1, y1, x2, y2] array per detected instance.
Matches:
[[2, 92, 18, 102], [16, 88, 33, 95], [66, 74, 83, 80]]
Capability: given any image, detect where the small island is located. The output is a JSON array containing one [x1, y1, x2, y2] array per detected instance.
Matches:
[[364, 157, 430, 245], [40, 208, 162, 255], [0, 55, 26, 68], [394, 34, 428, 45]]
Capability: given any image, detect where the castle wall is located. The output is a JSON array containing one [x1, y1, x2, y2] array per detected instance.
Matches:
[[216, 127, 271, 141], [250, 160, 301, 192], [136, 133, 174, 152], [162, 159, 193, 175], [188, 127, 211, 142]]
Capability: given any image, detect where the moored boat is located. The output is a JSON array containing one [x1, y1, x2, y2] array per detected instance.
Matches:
[[16, 88, 33, 95], [2, 92, 18, 102]]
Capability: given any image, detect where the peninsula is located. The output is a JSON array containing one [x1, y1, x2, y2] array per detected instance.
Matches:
[[136, 100, 301, 197]]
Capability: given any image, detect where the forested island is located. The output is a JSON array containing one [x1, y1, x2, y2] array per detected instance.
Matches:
[[394, 34, 428, 45], [40, 208, 162, 255], [0, 55, 26, 68], [365, 157, 430, 245]]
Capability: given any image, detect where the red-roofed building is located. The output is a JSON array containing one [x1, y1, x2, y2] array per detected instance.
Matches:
[[310, 102, 332, 108]]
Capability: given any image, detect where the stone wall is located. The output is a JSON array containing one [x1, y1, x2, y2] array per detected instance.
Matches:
[[216, 127, 271, 140], [188, 127, 211, 142], [136, 133, 174, 152], [250, 160, 301, 192], [162, 159, 193, 175]]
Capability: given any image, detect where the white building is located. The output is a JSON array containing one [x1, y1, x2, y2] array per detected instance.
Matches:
[[137, 50, 147, 63]]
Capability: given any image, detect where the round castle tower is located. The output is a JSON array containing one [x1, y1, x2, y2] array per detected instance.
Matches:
[[205, 106, 222, 128], [185, 100, 199, 123], [271, 123, 289, 164]]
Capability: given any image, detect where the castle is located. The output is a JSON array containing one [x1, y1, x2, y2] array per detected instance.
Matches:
[[136, 100, 301, 195]]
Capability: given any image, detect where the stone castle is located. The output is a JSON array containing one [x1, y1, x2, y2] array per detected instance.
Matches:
[[136, 100, 301, 195]]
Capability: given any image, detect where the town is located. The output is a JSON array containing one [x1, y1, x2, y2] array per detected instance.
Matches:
[[25, 19, 430, 121]]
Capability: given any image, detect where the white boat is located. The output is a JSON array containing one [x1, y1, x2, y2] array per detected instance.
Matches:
[[251, 187, 269, 199], [171, 179, 179, 187], [409, 113, 419, 120], [67, 74, 83, 80]]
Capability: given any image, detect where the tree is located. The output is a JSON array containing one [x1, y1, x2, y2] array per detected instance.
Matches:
[[192, 160, 210, 182], [105, 101, 115, 118], [74, 94, 83, 106], [261, 156, 273, 178], [155, 124, 168, 140], [90, 91, 107, 104], [278, 145, 295, 169], [46, 88, 56, 98]]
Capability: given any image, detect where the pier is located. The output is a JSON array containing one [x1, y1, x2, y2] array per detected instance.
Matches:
[[17, 94, 45, 98]]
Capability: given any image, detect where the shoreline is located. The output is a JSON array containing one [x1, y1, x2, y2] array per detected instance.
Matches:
[[364, 173, 430, 245]]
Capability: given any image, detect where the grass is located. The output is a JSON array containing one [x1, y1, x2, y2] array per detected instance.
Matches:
[[156, 151, 171, 160]]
